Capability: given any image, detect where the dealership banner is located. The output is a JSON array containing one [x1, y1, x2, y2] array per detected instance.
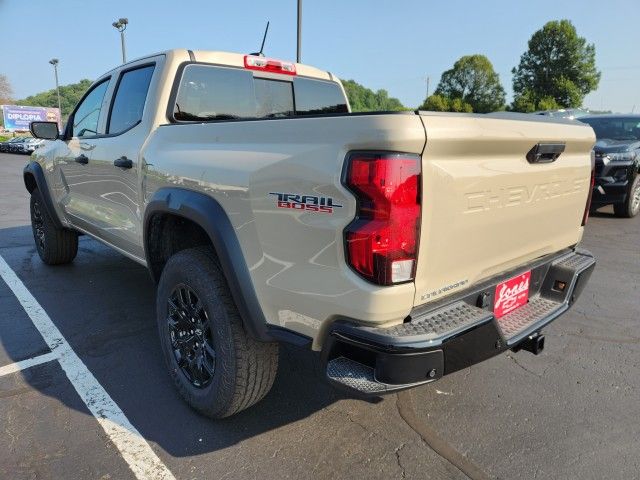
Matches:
[[1, 105, 61, 131]]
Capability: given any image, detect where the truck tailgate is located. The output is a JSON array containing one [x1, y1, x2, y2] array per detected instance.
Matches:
[[414, 112, 595, 307]]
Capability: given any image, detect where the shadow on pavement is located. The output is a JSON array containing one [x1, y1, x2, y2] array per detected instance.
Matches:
[[0, 224, 355, 458]]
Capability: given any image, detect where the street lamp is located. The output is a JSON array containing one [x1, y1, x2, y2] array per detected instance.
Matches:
[[297, 0, 302, 62], [112, 17, 129, 64], [49, 58, 62, 114]]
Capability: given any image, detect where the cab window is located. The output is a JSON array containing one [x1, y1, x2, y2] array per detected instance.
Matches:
[[254, 78, 294, 118], [172, 64, 349, 121], [293, 77, 348, 115], [108, 65, 155, 134], [72, 79, 110, 137], [174, 65, 255, 121]]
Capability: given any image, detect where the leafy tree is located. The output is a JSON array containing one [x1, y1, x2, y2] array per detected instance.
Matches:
[[432, 55, 506, 113], [341, 79, 405, 112], [0, 74, 13, 128], [17, 79, 93, 119], [450, 98, 474, 113], [420, 94, 472, 113], [0, 74, 13, 105], [421, 94, 450, 112], [510, 92, 561, 113], [511, 20, 600, 111]]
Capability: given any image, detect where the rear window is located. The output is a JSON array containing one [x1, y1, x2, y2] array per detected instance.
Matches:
[[294, 77, 349, 116], [254, 78, 294, 118], [173, 64, 347, 122]]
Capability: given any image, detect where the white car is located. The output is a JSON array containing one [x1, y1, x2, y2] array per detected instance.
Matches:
[[21, 138, 45, 154]]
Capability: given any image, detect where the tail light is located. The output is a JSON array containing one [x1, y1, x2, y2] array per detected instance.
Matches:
[[582, 152, 595, 226], [244, 55, 296, 75], [344, 153, 421, 285]]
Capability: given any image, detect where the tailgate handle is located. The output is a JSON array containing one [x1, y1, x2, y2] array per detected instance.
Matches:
[[526, 143, 565, 164]]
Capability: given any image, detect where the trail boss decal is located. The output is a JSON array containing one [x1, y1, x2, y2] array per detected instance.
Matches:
[[494, 271, 531, 318], [269, 192, 343, 214]]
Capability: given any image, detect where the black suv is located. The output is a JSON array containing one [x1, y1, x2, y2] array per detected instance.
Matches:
[[581, 114, 640, 218]]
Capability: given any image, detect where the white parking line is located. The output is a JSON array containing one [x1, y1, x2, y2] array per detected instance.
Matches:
[[0, 351, 58, 377], [0, 254, 176, 480]]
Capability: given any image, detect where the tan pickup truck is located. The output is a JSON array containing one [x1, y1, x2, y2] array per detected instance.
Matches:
[[26, 49, 596, 418]]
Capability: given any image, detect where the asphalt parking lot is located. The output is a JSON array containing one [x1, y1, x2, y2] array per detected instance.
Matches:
[[0, 151, 638, 480]]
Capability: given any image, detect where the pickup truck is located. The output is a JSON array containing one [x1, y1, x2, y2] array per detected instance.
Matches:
[[26, 49, 596, 418], [580, 114, 640, 218]]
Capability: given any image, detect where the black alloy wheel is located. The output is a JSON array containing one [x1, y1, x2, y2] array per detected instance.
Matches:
[[167, 284, 216, 388], [31, 198, 46, 253]]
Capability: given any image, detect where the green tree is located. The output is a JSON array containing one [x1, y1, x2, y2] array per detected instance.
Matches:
[[511, 20, 600, 111], [420, 94, 472, 112], [17, 79, 93, 119], [421, 94, 450, 111], [341, 79, 405, 112], [432, 55, 506, 113], [0, 74, 13, 128], [0, 74, 13, 105]]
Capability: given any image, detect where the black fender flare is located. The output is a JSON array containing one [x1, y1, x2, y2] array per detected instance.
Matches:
[[144, 187, 281, 343], [23, 161, 63, 229]]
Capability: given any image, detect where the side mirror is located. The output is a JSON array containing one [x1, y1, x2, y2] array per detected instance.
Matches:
[[30, 121, 59, 140]]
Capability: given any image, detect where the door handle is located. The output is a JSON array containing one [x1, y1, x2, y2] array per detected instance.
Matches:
[[114, 156, 133, 169], [526, 143, 565, 164], [74, 154, 89, 164]]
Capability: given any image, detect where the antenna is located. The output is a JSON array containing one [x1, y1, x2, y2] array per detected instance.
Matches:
[[250, 21, 270, 57]]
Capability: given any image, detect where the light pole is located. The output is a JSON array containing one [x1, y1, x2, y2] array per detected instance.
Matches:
[[49, 58, 62, 114], [296, 0, 302, 63], [112, 18, 128, 64]]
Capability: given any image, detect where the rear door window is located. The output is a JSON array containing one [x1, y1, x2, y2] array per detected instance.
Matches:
[[108, 65, 155, 134]]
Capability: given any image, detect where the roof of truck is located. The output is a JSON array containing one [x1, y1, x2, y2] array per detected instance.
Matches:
[[105, 49, 335, 82]]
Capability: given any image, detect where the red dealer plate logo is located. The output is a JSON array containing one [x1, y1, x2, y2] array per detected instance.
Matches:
[[494, 271, 531, 318]]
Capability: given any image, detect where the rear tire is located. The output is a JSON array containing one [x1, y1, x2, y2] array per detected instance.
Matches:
[[613, 174, 640, 218], [156, 246, 279, 418], [30, 189, 78, 265]]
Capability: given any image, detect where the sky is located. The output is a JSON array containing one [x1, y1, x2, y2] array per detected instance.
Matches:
[[1, 0, 638, 112]]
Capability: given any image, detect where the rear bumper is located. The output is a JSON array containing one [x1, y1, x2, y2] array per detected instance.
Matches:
[[322, 248, 595, 395], [591, 182, 628, 206], [592, 162, 636, 206]]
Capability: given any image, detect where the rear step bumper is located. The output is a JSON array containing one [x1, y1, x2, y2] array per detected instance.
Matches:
[[322, 248, 595, 395]]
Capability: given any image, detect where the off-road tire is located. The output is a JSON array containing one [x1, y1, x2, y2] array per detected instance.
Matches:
[[30, 189, 78, 265], [156, 246, 279, 418], [613, 173, 640, 218]]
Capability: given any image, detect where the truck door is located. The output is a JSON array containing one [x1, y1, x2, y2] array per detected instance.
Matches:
[[55, 77, 113, 238], [79, 62, 157, 260]]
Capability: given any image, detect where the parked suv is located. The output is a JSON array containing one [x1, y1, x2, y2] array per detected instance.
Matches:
[[580, 114, 640, 217], [0, 136, 27, 153], [26, 49, 596, 418]]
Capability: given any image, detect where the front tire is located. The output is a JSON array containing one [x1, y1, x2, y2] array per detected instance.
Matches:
[[156, 247, 279, 418], [613, 174, 640, 218], [30, 189, 78, 265]]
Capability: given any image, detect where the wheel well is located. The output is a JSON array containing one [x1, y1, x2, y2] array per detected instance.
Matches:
[[24, 172, 37, 193], [146, 213, 212, 282]]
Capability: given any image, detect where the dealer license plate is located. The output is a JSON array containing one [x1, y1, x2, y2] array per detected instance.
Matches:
[[494, 271, 531, 318]]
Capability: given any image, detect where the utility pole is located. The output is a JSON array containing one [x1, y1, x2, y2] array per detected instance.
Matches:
[[112, 18, 129, 63], [426, 76, 430, 98], [297, 0, 302, 63], [49, 58, 62, 114]]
